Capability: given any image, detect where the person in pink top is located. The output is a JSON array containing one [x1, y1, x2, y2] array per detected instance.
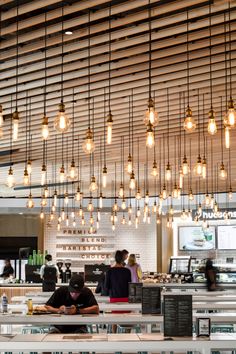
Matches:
[[126, 254, 142, 283]]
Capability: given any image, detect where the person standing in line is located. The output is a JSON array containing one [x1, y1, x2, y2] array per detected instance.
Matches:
[[0, 259, 14, 278], [121, 249, 129, 266], [40, 254, 59, 291], [126, 254, 142, 283], [205, 258, 217, 291]]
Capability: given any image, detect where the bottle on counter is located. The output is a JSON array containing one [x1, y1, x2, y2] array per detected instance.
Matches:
[[32, 250, 37, 265], [28, 254, 33, 265], [1, 293, 8, 313], [27, 299, 33, 315]]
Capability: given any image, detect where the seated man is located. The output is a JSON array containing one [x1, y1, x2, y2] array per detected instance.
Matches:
[[45, 274, 99, 333]]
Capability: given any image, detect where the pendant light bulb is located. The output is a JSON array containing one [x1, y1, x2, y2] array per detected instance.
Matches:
[[219, 163, 227, 180], [61, 208, 65, 220], [198, 203, 202, 215], [64, 192, 69, 205], [172, 184, 178, 199], [41, 164, 46, 186], [12, 110, 19, 141], [165, 163, 171, 181], [41, 195, 47, 207], [26, 193, 34, 209], [207, 108, 217, 135], [136, 188, 142, 200], [205, 194, 211, 206], [194, 155, 202, 176], [40, 209, 44, 219], [121, 199, 126, 210], [225, 127, 230, 149], [59, 165, 65, 183], [106, 112, 113, 144], [66, 215, 69, 227], [113, 200, 119, 212], [183, 106, 196, 133], [213, 201, 218, 213], [137, 206, 141, 217], [202, 157, 207, 179], [23, 168, 29, 186], [99, 193, 103, 209], [126, 154, 132, 174], [89, 176, 98, 192], [188, 189, 194, 201], [69, 160, 76, 180], [41, 115, 49, 140], [102, 166, 107, 188], [182, 156, 189, 175], [54, 191, 57, 206], [81, 216, 85, 225], [27, 160, 32, 175], [144, 98, 158, 126], [162, 185, 167, 200], [151, 160, 158, 177], [57, 221, 61, 231], [146, 121, 155, 148], [129, 171, 136, 190], [7, 167, 15, 188], [179, 168, 183, 189], [119, 184, 124, 198], [112, 223, 115, 231], [73, 219, 76, 228], [228, 187, 233, 200], [87, 200, 94, 212], [121, 216, 126, 225], [224, 97, 236, 128], [82, 128, 95, 154], [54, 102, 71, 133]]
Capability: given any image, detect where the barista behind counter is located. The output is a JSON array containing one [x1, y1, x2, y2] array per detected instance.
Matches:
[[0, 259, 14, 279]]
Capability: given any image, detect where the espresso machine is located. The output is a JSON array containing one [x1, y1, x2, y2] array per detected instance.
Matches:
[[56, 260, 64, 282], [64, 260, 72, 283]]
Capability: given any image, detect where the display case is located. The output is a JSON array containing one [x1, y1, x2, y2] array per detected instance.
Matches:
[[191, 258, 236, 283], [169, 256, 192, 274]]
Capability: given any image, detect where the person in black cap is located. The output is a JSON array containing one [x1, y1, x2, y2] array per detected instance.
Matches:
[[45, 274, 99, 333]]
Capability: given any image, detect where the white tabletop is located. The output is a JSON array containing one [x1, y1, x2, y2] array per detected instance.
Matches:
[[0, 333, 236, 354]]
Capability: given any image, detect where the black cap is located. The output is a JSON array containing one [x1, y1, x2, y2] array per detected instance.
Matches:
[[68, 274, 84, 293]]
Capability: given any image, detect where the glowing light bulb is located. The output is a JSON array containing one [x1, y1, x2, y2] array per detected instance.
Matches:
[[69, 160, 76, 180], [121, 216, 126, 225], [27, 160, 32, 175], [41, 164, 46, 186], [89, 176, 98, 192], [129, 171, 136, 190], [126, 154, 132, 174], [79, 206, 83, 217], [7, 167, 15, 188], [207, 108, 217, 135], [153, 201, 157, 213], [82, 128, 95, 154], [76, 187, 81, 201], [128, 205, 132, 214], [112, 223, 115, 231], [90, 214, 94, 225], [66, 216, 69, 227], [12, 110, 19, 141], [205, 194, 211, 206], [162, 185, 167, 200], [81, 216, 85, 225], [128, 217, 132, 226], [113, 201, 119, 212], [106, 112, 113, 144], [119, 184, 124, 198], [181, 209, 187, 220], [23, 168, 29, 185], [183, 106, 196, 133], [57, 222, 61, 231], [40, 210, 44, 219], [146, 122, 155, 148], [136, 189, 142, 200], [73, 219, 76, 227], [61, 209, 65, 220], [50, 212, 54, 221], [54, 191, 57, 206], [202, 158, 207, 179], [60, 165, 65, 183], [188, 189, 194, 201], [143, 98, 159, 126], [147, 212, 151, 224], [172, 185, 178, 199], [182, 156, 189, 175], [165, 163, 171, 181], [99, 194, 103, 209], [41, 115, 49, 140], [87, 200, 94, 212], [202, 218, 208, 229], [137, 206, 141, 217], [213, 201, 218, 213], [179, 168, 183, 188], [198, 203, 202, 215], [151, 160, 158, 177], [219, 163, 227, 180], [96, 219, 99, 230], [194, 155, 202, 176], [121, 199, 126, 210], [225, 126, 230, 149], [224, 97, 236, 128], [97, 209, 101, 221], [145, 192, 149, 204], [54, 102, 71, 133], [26, 193, 34, 208], [41, 197, 47, 207], [52, 204, 56, 212], [102, 166, 107, 188], [169, 205, 174, 215]]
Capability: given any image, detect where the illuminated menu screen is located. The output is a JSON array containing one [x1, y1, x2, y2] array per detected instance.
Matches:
[[164, 295, 192, 337], [217, 225, 236, 249]]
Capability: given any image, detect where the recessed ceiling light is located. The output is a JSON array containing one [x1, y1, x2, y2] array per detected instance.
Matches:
[[65, 30, 73, 35], [19, 212, 23, 215]]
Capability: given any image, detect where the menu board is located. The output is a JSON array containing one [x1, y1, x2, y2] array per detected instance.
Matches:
[[84, 264, 110, 282], [217, 225, 236, 249], [142, 286, 161, 314], [178, 226, 216, 251], [129, 283, 143, 303], [164, 295, 192, 337]]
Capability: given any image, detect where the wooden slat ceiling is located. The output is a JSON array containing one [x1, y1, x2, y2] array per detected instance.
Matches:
[[0, 0, 236, 199]]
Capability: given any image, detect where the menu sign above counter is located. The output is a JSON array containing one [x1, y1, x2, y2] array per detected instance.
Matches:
[[164, 295, 192, 337], [141, 286, 161, 314]]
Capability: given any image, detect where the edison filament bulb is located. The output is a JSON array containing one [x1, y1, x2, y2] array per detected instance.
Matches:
[[183, 106, 196, 133], [144, 98, 159, 126], [54, 101, 71, 133]]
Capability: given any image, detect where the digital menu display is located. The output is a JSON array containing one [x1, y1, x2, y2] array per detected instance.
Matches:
[[164, 295, 192, 337], [178, 226, 216, 251], [142, 286, 161, 314], [217, 225, 236, 249]]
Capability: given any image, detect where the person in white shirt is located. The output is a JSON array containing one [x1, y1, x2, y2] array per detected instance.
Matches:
[[40, 254, 59, 291]]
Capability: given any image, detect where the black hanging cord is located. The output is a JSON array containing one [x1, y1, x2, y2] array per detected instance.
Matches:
[[186, 10, 190, 106], [16, 0, 19, 108], [72, 88, 75, 160], [44, 10, 47, 115], [108, 1, 112, 113], [131, 89, 134, 164], [228, 1, 232, 98], [148, 0, 152, 99], [103, 88, 106, 167], [209, 2, 213, 109], [197, 89, 200, 155], [88, 10, 91, 128], [220, 96, 224, 163], [224, 11, 228, 110], [61, 5, 64, 102], [167, 88, 170, 163]]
